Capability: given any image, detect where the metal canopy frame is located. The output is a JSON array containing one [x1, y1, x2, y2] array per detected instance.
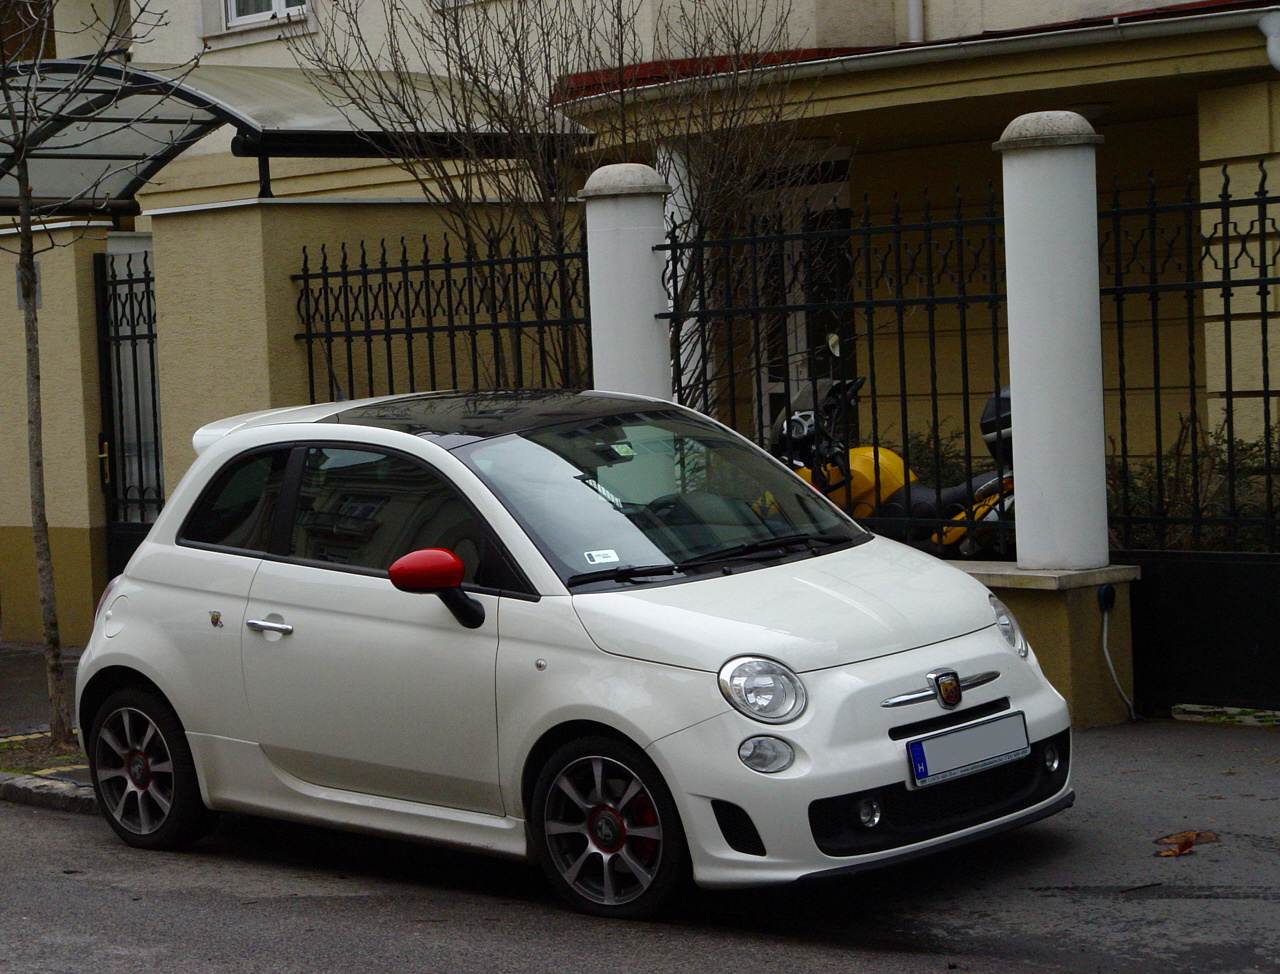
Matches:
[[1, 61, 232, 214], [0, 60, 587, 215]]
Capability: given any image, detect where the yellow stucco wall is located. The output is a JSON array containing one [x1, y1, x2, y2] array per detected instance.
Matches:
[[150, 199, 461, 490], [926, 0, 1185, 39], [998, 585, 1135, 730], [0, 526, 107, 644], [962, 565, 1138, 729], [138, 0, 1229, 78], [0, 225, 111, 644], [144, 0, 885, 75]]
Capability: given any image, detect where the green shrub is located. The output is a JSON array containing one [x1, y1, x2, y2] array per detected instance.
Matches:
[[1107, 416, 1280, 551]]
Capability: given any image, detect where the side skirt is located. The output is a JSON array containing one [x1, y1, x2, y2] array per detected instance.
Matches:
[[187, 733, 528, 860]]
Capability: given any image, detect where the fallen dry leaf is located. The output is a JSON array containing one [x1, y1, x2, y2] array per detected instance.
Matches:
[[1156, 838, 1195, 857], [1155, 830, 1220, 846]]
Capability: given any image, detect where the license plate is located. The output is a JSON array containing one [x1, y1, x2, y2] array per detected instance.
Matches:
[[907, 712, 1030, 787]]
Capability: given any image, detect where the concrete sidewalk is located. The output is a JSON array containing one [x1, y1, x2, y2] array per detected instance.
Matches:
[[0, 640, 80, 737], [0, 641, 93, 812]]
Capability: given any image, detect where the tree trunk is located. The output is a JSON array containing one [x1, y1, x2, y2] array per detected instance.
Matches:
[[15, 154, 73, 745]]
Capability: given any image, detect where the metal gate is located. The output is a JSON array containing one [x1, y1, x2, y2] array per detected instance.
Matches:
[[94, 249, 162, 577]]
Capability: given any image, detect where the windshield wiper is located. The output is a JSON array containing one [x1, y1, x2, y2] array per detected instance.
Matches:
[[565, 563, 684, 588], [679, 532, 852, 567], [565, 534, 853, 587]]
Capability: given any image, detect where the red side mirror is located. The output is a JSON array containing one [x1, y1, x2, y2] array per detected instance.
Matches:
[[389, 548, 465, 593]]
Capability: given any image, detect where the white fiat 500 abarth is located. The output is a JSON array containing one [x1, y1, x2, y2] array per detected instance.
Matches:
[[76, 390, 1073, 918]]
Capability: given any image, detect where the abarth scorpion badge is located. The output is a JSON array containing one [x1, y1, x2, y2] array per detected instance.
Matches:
[[927, 668, 963, 709]]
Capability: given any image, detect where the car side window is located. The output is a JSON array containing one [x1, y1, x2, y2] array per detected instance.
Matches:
[[287, 446, 502, 586], [179, 448, 292, 553]]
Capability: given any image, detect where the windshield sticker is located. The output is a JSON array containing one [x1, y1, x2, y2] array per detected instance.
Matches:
[[584, 549, 620, 565]]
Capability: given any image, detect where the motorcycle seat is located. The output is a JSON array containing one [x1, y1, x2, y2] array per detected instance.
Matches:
[[879, 472, 1003, 521]]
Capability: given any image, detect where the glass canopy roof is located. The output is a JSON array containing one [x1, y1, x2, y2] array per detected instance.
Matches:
[[0, 60, 584, 215]]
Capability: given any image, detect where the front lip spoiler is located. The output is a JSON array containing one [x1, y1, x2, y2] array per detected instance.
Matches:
[[800, 789, 1076, 882]]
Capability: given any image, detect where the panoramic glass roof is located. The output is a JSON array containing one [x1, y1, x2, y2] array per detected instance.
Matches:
[[325, 390, 661, 445]]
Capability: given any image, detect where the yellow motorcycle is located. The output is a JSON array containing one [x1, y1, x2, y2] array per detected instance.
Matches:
[[771, 378, 1014, 556]]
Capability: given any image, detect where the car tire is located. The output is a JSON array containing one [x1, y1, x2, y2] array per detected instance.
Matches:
[[530, 736, 689, 919], [87, 687, 216, 850]]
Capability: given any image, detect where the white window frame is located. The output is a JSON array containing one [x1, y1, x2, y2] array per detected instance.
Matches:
[[225, 0, 307, 29]]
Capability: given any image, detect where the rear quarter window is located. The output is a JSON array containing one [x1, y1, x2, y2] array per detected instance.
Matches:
[[179, 448, 292, 553]]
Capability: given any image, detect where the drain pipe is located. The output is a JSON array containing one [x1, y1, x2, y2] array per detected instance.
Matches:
[[1097, 584, 1137, 721], [1261, 11, 1280, 69], [907, 0, 924, 44]]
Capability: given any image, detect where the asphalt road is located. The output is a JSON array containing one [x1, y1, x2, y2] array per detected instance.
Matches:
[[2, 720, 1278, 974]]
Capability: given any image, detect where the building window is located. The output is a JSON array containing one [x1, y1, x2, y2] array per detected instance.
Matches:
[[226, 0, 305, 28]]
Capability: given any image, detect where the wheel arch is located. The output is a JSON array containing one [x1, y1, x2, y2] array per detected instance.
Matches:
[[78, 666, 176, 737], [519, 719, 641, 820]]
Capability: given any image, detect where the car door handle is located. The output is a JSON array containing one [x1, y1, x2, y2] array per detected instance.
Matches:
[[246, 619, 294, 635]]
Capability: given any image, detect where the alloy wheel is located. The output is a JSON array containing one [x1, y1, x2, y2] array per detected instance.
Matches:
[[93, 705, 176, 836], [541, 754, 666, 908]]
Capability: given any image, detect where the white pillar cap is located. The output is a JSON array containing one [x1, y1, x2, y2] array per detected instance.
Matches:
[[993, 111, 1104, 152], [579, 163, 671, 199]]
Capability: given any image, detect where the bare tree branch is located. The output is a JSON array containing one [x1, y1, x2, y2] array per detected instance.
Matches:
[[286, 0, 818, 247]]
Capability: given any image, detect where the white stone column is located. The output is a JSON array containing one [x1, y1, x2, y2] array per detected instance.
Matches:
[[994, 112, 1109, 570], [581, 163, 672, 401]]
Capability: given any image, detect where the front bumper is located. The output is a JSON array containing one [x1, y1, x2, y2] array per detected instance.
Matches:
[[808, 727, 1071, 856], [646, 628, 1073, 888]]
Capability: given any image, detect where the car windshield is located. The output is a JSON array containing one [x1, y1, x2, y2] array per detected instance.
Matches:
[[453, 407, 868, 588]]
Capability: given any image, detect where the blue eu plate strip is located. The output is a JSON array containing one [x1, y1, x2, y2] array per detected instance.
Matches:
[[909, 741, 928, 779]]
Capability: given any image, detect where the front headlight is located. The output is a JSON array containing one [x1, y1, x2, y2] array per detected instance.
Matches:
[[718, 657, 807, 723], [990, 594, 1030, 658]]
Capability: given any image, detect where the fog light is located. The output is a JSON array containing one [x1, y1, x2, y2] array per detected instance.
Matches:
[[738, 736, 794, 773], [1044, 744, 1060, 774], [858, 798, 882, 828]]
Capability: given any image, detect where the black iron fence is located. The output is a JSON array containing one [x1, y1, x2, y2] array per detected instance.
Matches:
[[660, 166, 1280, 556], [1104, 166, 1280, 553], [290, 167, 1278, 557], [293, 233, 590, 402], [661, 188, 1013, 555], [283, 176, 1277, 712]]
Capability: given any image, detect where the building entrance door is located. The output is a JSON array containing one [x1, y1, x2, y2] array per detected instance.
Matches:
[[94, 246, 162, 577]]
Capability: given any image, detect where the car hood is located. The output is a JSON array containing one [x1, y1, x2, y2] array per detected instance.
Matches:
[[570, 536, 996, 672]]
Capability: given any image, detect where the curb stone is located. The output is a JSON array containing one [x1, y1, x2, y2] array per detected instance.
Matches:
[[0, 770, 97, 815], [1172, 703, 1280, 728]]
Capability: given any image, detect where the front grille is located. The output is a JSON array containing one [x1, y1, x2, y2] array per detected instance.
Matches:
[[809, 729, 1070, 857], [888, 697, 1011, 741]]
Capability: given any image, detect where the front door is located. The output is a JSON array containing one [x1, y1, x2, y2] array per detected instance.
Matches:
[[240, 444, 504, 814]]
